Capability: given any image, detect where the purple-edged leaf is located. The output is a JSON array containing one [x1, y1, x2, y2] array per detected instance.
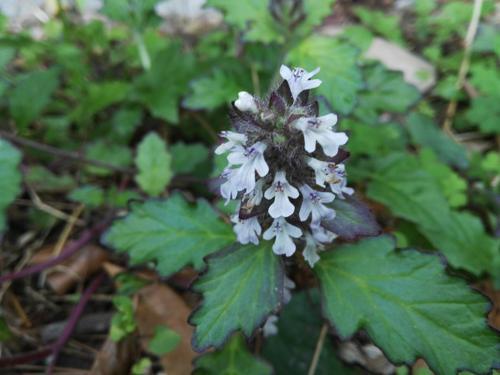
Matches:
[[322, 196, 380, 241], [189, 242, 284, 352]]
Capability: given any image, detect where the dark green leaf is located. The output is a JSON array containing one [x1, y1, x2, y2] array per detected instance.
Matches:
[[68, 185, 105, 208], [353, 6, 403, 44], [263, 291, 362, 375], [287, 36, 362, 114], [322, 196, 381, 241], [25, 166, 76, 193], [86, 141, 132, 176], [171, 142, 209, 174], [190, 242, 284, 351], [195, 334, 272, 375], [0, 140, 22, 232], [9, 68, 59, 129], [315, 235, 499, 375], [102, 194, 235, 276], [466, 96, 500, 134]]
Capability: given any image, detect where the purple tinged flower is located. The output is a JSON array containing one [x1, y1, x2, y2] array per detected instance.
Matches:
[[264, 171, 299, 218], [214, 131, 247, 155], [227, 142, 269, 193], [231, 214, 262, 245], [263, 217, 302, 256], [299, 184, 336, 224], [279, 65, 322, 101], [306, 158, 354, 198]]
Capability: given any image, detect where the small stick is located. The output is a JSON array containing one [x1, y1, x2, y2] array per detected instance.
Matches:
[[307, 323, 328, 375], [0, 130, 134, 174], [0, 219, 109, 284], [442, 0, 483, 135]]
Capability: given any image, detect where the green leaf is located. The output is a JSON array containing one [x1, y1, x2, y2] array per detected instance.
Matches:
[[68, 185, 105, 208], [0, 317, 12, 343], [71, 81, 129, 124], [406, 113, 468, 169], [9, 68, 59, 129], [353, 6, 404, 44], [195, 334, 272, 375], [207, 0, 283, 43], [184, 68, 243, 110], [262, 291, 363, 375], [25, 166, 75, 193], [287, 36, 362, 114], [315, 235, 499, 375], [171, 142, 209, 174], [322, 196, 381, 241], [133, 44, 194, 123], [466, 96, 500, 134], [0, 140, 22, 232], [134, 132, 172, 197], [131, 358, 152, 375], [102, 194, 235, 276], [366, 153, 497, 275], [355, 64, 420, 122], [86, 141, 132, 176], [148, 326, 181, 356], [190, 242, 284, 351], [110, 296, 136, 342]]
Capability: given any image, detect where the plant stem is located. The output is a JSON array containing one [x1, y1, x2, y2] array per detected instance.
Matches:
[[307, 323, 328, 375], [46, 273, 105, 374], [0, 130, 134, 174]]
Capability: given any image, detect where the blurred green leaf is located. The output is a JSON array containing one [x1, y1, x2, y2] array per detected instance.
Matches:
[[26, 166, 76, 193], [346, 120, 407, 157], [406, 113, 468, 169], [208, 0, 283, 43], [466, 96, 500, 134], [131, 358, 152, 375], [316, 235, 499, 375], [9, 68, 59, 129], [135, 132, 172, 197], [0, 140, 22, 232], [102, 194, 235, 276], [195, 334, 272, 375], [171, 142, 209, 174], [86, 141, 132, 176], [68, 185, 105, 208], [190, 242, 283, 351], [133, 45, 195, 123], [0, 317, 12, 343], [148, 325, 181, 356], [353, 6, 403, 44], [110, 295, 136, 341], [287, 36, 362, 114]]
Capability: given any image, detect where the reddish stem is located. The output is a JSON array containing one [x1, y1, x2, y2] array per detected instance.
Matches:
[[0, 347, 53, 368], [46, 272, 105, 374], [0, 220, 109, 284]]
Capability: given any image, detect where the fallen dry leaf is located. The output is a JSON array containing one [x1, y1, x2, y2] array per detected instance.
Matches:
[[476, 280, 500, 330], [30, 244, 108, 295], [135, 283, 198, 375], [90, 334, 141, 375]]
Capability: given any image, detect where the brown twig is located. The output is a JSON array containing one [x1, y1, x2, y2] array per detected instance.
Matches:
[[0, 130, 134, 174], [307, 323, 328, 375], [442, 0, 483, 136]]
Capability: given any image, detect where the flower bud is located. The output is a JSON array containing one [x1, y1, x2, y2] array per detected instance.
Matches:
[[234, 91, 258, 113]]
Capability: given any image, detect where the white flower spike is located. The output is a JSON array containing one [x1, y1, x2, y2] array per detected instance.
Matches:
[[279, 65, 321, 101], [293, 114, 348, 157], [234, 91, 258, 113], [264, 171, 299, 218], [263, 217, 302, 256], [299, 184, 336, 224]]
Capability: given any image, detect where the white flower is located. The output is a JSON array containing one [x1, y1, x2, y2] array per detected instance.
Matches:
[[299, 184, 336, 224], [303, 233, 321, 267], [310, 222, 337, 244], [264, 171, 299, 218], [231, 214, 261, 245], [234, 91, 258, 113], [241, 178, 264, 212], [283, 276, 296, 304], [220, 168, 239, 203], [279, 65, 322, 101], [263, 217, 302, 256], [263, 315, 278, 337], [228, 142, 269, 193], [214, 131, 247, 155], [306, 158, 354, 198], [293, 114, 348, 157]]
